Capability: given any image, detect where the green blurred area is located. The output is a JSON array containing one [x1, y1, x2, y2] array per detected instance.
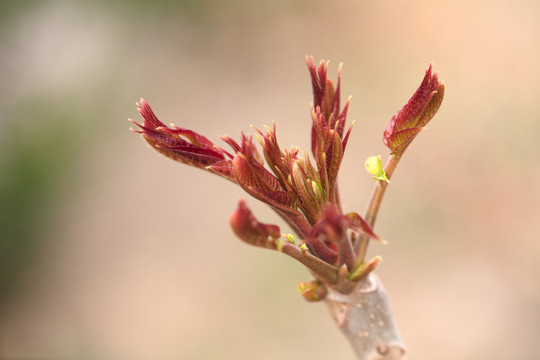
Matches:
[[0, 98, 83, 306], [0, 0, 39, 22], [0, 0, 211, 308]]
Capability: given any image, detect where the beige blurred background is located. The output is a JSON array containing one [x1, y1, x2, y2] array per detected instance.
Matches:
[[1, 0, 539, 359]]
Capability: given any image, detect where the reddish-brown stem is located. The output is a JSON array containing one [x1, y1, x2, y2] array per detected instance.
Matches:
[[337, 231, 356, 272], [355, 154, 400, 262], [281, 242, 338, 284]]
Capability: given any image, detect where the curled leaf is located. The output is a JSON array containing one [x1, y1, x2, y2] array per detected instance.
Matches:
[[345, 212, 386, 244], [383, 64, 445, 155], [304, 206, 354, 267], [229, 200, 281, 249]]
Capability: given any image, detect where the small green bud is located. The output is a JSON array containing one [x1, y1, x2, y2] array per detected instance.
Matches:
[[286, 233, 295, 244], [365, 155, 389, 183]]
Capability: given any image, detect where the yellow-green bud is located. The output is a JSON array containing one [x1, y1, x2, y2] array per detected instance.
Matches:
[[286, 233, 295, 244], [365, 155, 389, 183]]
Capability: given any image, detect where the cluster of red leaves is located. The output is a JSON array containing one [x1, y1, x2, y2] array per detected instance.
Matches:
[[131, 58, 443, 285]]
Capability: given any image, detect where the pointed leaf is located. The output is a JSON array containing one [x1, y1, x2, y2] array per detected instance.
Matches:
[[346, 212, 386, 243], [131, 99, 231, 172]]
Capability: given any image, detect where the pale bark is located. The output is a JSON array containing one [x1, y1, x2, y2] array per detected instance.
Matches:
[[325, 273, 409, 360]]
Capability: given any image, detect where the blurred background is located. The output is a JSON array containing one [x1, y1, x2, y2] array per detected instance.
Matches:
[[1, 0, 539, 359]]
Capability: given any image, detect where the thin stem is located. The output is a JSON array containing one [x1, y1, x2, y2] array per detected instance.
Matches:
[[356, 154, 401, 262], [365, 155, 400, 226]]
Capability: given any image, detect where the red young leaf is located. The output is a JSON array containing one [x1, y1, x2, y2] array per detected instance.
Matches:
[[303, 206, 355, 266], [383, 64, 445, 155], [230, 200, 281, 249], [346, 212, 385, 243], [206, 159, 235, 180], [232, 135, 283, 193], [131, 99, 231, 171], [253, 123, 291, 186], [307, 57, 349, 152]]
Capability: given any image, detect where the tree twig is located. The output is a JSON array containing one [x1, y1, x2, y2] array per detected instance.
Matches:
[[356, 155, 400, 262]]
